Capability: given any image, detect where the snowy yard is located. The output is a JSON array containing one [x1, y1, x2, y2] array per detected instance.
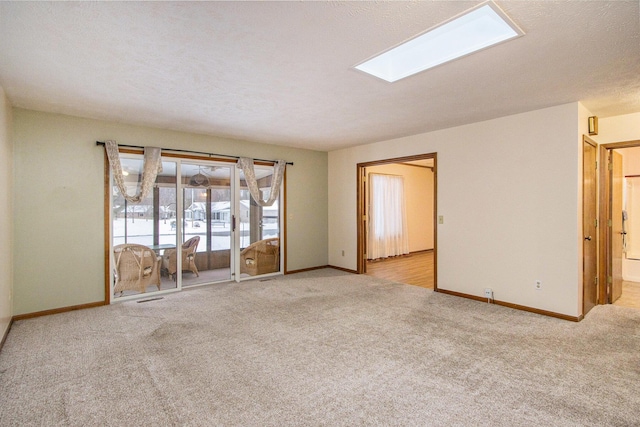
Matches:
[[113, 218, 278, 250]]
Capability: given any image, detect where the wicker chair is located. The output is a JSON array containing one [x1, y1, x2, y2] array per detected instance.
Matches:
[[163, 236, 200, 280], [240, 238, 280, 276], [113, 244, 162, 294]]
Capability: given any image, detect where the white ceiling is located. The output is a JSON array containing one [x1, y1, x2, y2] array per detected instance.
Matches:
[[0, 1, 638, 152]]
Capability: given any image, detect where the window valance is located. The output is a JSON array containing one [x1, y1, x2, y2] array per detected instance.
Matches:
[[104, 140, 162, 204], [100, 140, 290, 206], [237, 157, 286, 207]]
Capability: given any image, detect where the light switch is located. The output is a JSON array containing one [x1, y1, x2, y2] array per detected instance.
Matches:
[[438, 215, 444, 224]]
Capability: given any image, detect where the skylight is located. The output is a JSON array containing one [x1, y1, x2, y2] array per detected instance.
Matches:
[[354, 1, 524, 82]]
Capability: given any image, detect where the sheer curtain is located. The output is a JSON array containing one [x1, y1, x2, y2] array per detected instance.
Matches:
[[236, 157, 286, 206], [367, 173, 410, 260], [104, 140, 162, 203]]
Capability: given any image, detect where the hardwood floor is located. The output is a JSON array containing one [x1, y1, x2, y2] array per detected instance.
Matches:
[[614, 281, 640, 309], [366, 250, 434, 289], [367, 254, 640, 308]]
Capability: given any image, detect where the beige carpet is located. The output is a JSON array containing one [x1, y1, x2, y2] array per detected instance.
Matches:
[[1, 268, 639, 426]]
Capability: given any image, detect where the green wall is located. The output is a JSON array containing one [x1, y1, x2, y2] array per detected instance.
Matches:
[[12, 109, 328, 315], [0, 88, 13, 333]]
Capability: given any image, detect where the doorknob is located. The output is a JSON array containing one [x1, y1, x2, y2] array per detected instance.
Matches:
[[584, 236, 592, 241]]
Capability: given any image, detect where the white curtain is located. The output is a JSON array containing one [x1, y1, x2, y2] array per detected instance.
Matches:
[[625, 177, 640, 259], [237, 157, 286, 207], [105, 140, 162, 204], [367, 173, 410, 260]]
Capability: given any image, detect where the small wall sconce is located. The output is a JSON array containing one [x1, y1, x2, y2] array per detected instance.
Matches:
[[588, 116, 598, 136]]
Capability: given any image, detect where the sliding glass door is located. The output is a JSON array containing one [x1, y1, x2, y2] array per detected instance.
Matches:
[[179, 162, 233, 286], [238, 164, 281, 278], [109, 154, 283, 301], [111, 157, 178, 299]]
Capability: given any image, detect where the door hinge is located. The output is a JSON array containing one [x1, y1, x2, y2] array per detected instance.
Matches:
[[595, 161, 598, 170], [595, 277, 598, 286], [607, 275, 612, 284], [609, 161, 613, 171], [595, 219, 598, 228], [608, 219, 612, 227]]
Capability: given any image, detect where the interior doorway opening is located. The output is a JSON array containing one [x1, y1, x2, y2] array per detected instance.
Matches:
[[357, 153, 437, 290], [600, 141, 640, 309]]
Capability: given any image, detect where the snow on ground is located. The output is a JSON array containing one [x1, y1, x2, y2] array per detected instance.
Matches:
[[113, 218, 278, 250]]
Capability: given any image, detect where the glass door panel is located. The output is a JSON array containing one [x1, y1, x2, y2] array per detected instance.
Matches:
[[238, 165, 281, 278], [109, 154, 286, 301], [111, 158, 177, 298], [180, 162, 232, 286]]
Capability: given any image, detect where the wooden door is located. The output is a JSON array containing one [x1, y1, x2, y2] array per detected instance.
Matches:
[[610, 151, 624, 302], [583, 140, 598, 316]]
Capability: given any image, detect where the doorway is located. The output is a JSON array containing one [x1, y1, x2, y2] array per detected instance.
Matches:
[[180, 161, 234, 286], [106, 152, 284, 302], [599, 140, 640, 309], [357, 153, 437, 289]]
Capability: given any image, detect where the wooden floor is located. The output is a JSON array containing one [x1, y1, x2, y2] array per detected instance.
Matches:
[[365, 255, 640, 308], [614, 281, 640, 309], [366, 251, 434, 289]]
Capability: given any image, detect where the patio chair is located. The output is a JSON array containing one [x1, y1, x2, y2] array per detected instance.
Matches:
[[113, 244, 162, 294], [163, 236, 200, 280], [240, 237, 280, 276]]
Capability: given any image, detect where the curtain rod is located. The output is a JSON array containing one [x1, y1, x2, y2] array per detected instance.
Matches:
[[95, 141, 293, 165]]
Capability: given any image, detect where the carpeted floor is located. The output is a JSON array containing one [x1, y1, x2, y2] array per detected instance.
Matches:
[[1, 268, 639, 426]]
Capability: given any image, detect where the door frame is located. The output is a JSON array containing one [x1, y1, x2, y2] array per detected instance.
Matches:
[[583, 136, 598, 316], [598, 138, 640, 306], [356, 153, 437, 289], [104, 149, 286, 303], [181, 158, 236, 283]]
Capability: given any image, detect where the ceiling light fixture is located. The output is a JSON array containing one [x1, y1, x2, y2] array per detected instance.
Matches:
[[354, 1, 524, 82]]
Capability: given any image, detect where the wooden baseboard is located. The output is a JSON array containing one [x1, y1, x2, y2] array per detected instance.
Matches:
[[327, 265, 358, 274], [12, 301, 107, 322], [435, 288, 583, 322], [366, 249, 433, 262], [0, 318, 13, 352], [285, 265, 329, 275], [409, 249, 434, 254]]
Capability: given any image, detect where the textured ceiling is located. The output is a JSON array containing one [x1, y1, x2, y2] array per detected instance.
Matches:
[[0, 1, 639, 151]]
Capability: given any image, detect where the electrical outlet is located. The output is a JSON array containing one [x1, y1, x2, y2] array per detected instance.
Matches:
[[341, 250, 345, 256], [535, 280, 542, 290], [484, 288, 493, 299]]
